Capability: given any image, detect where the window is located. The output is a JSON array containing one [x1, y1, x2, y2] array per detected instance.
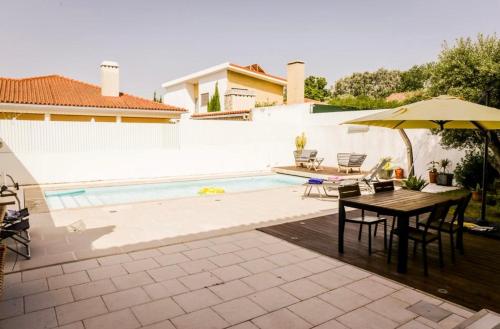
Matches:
[[200, 93, 209, 107]]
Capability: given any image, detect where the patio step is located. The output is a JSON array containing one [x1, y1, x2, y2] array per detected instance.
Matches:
[[453, 309, 500, 328]]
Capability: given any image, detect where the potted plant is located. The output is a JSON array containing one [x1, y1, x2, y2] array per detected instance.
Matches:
[[394, 167, 404, 179], [295, 132, 307, 151], [472, 183, 482, 202], [427, 161, 439, 184], [378, 158, 394, 179], [401, 175, 429, 191], [436, 158, 454, 186], [293, 132, 307, 161]]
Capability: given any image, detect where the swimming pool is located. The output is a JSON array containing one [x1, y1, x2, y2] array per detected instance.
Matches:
[[44, 174, 306, 210]]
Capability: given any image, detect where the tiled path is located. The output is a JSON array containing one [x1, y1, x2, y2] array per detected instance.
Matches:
[[0, 230, 474, 329]]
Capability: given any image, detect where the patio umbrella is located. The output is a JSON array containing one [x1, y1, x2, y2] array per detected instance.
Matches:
[[343, 95, 500, 223]]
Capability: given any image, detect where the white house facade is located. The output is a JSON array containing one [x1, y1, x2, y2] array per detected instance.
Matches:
[[161, 63, 288, 117]]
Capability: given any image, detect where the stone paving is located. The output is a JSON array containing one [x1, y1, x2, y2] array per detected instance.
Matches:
[[0, 230, 475, 329], [7, 185, 337, 272]]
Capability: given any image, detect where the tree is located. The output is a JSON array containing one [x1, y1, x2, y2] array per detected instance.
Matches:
[[207, 82, 221, 112], [332, 68, 402, 98], [304, 76, 331, 101], [153, 91, 162, 103], [430, 34, 500, 175], [399, 63, 433, 92]]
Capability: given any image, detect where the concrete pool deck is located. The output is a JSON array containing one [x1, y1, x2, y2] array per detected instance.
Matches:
[[5, 185, 338, 272]]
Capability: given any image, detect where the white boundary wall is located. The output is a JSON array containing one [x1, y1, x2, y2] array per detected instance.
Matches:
[[0, 104, 463, 185]]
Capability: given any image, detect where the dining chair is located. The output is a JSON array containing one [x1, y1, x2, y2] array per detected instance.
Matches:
[[372, 181, 395, 237], [338, 184, 387, 254], [388, 201, 451, 276], [373, 181, 395, 193], [416, 193, 471, 263]]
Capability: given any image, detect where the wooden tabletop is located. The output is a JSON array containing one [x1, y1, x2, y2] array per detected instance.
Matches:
[[340, 189, 461, 216]]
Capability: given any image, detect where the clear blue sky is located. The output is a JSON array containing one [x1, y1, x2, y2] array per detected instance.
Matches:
[[1, 0, 498, 98]]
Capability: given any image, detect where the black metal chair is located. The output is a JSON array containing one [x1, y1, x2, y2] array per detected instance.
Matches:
[[373, 181, 395, 193], [417, 193, 471, 262], [338, 184, 387, 254], [0, 185, 31, 259], [372, 181, 395, 237], [388, 201, 451, 276]]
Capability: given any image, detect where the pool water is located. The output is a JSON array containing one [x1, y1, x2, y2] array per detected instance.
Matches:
[[44, 174, 306, 210]]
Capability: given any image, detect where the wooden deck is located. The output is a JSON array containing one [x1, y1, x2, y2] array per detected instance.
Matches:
[[258, 211, 500, 313], [273, 166, 366, 178]]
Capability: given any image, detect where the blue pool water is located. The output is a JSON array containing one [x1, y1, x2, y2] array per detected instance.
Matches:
[[44, 174, 306, 210]]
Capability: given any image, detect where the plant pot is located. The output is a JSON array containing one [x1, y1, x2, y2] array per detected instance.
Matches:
[[436, 173, 454, 186], [472, 190, 482, 202], [394, 168, 404, 179], [378, 169, 393, 180], [428, 171, 438, 184]]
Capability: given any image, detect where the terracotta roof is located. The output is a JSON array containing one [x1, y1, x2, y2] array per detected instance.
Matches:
[[386, 92, 411, 102], [229, 64, 286, 82], [191, 109, 251, 118], [0, 75, 186, 112]]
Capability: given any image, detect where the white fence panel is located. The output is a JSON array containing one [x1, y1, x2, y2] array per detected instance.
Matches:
[[0, 120, 180, 153], [0, 106, 465, 185]]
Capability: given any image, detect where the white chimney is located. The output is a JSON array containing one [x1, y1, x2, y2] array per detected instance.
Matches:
[[286, 61, 305, 105], [100, 61, 120, 97]]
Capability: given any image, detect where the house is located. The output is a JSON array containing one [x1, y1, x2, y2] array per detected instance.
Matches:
[[0, 62, 186, 123], [161, 61, 306, 120]]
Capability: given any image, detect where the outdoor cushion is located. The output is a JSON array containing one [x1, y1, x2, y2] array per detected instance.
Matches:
[[308, 178, 324, 184]]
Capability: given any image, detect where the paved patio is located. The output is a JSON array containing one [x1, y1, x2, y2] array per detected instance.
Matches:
[[5, 185, 337, 272], [1, 230, 474, 329]]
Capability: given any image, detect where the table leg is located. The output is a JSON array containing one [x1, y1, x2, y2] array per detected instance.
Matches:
[[397, 214, 409, 273], [339, 200, 346, 253], [457, 211, 464, 254]]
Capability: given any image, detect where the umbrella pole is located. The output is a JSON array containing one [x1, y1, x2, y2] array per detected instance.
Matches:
[[477, 133, 489, 225], [398, 129, 415, 177]]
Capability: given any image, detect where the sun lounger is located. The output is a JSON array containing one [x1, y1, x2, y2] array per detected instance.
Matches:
[[357, 158, 390, 191], [294, 149, 324, 171], [304, 158, 389, 197], [303, 177, 358, 198], [337, 153, 367, 173]]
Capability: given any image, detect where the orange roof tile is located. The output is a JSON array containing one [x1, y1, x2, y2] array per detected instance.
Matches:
[[229, 64, 286, 82], [0, 75, 186, 112], [191, 109, 251, 118]]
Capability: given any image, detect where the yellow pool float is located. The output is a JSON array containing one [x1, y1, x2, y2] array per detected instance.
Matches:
[[198, 187, 225, 195]]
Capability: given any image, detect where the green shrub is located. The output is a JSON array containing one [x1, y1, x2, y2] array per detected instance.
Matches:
[[327, 93, 430, 111], [401, 176, 428, 191], [328, 95, 401, 110], [454, 151, 496, 190]]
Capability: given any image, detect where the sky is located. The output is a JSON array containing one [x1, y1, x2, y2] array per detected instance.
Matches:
[[1, 0, 499, 99]]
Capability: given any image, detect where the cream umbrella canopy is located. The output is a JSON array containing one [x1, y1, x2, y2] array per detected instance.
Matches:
[[343, 95, 500, 223], [343, 95, 500, 130]]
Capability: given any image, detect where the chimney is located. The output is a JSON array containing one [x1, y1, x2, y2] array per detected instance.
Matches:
[[100, 61, 120, 97], [286, 61, 305, 105]]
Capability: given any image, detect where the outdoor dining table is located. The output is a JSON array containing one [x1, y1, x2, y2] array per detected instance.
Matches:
[[338, 189, 462, 273]]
